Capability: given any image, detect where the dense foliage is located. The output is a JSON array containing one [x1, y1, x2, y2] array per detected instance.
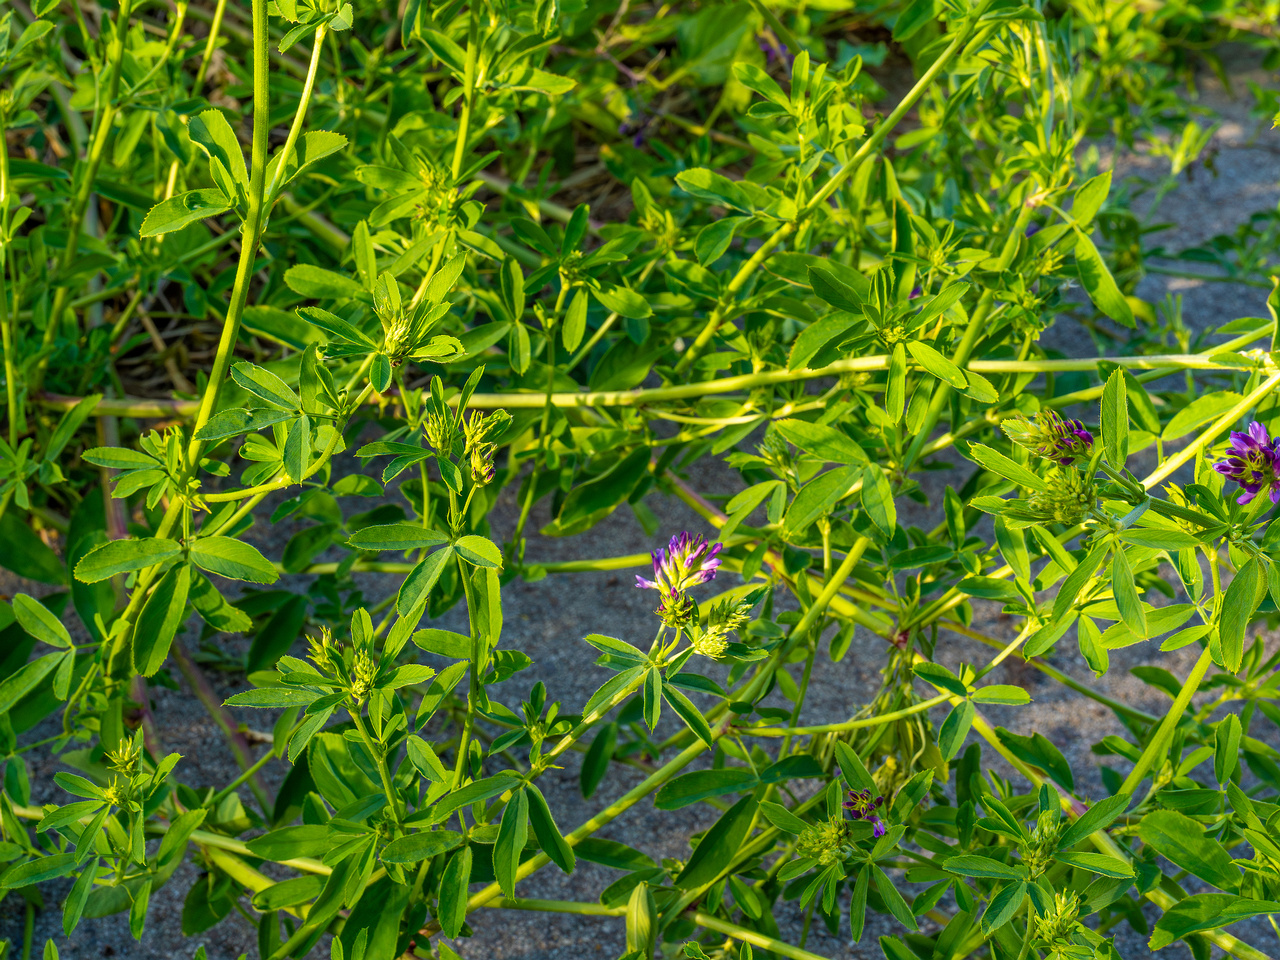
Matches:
[[3, 0, 1280, 957]]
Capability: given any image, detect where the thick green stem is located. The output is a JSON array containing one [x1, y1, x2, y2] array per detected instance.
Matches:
[[1118, 645, 1214, 795]]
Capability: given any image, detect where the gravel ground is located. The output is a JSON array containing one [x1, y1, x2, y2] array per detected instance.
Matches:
[[4, 41, 1280, 960]]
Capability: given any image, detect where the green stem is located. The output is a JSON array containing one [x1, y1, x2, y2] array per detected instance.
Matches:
[[0, 113, 18, 444], [351, 710, 403, 827], [184, 0, 272, 468], [194, 0, 230, 90], [693, 912, 834, 960], [265, 24, 329, 206], [450, 6, 481, 180], [1118, 645, 1214, 795]]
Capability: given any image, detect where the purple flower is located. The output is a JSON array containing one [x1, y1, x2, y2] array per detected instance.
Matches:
[[844, 788, 886, 838], [757, 33, 794, 69], [1214, 421, 1280, 505], [1003, 411, 1093, 465], [635, 532, 723, 594]]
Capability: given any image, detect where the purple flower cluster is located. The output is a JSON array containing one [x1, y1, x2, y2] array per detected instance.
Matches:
[[636, 532, 723, 629], [636, 532, 722, 593], [844, 788, 887, 838], [1214, 421, 1280, 506], [1003, 410, 1093, 466]]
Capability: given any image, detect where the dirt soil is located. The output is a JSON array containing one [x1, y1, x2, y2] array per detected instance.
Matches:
[[3, 42, 1280, 960]]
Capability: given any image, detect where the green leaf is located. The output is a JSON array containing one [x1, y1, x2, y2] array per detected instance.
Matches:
[[438, 846, 472, 939], [1073, 227, 1135, 327], [1138, 810, 1239, 891], [971, 685, 1030, 706], [873, 865, 918, 930], [579, 724, 616, 800], [284, 264, 366, 300], [396, 547, 454, 615], [1101, 368, 1128, 469], [0, 853, 76, 889], [297, 306, 378, 347], [1053, 542, 1111, 621], [783, 464, 860, 537], [562, 289, 588, 353], [860, 463, 896, 536], [494, 789, 528, 899], [592, 283, 651, 320], [1215, 714, 1242, 784], [224, 687, 320, 708], [772, 419, 867, 465], [432, 774, 522, 822], [674, 168, 750, 211], [695, 217, 746, 266], [1220, 557, 1260, 673], [661, 681, 715, 747], [1149, 894, 1280, 950], [759, 801, 809, 835], [833, 741, 877, 793], [964, 443, 1048, 491], [132, 563, 191, 676], [189, 537, 278, 584], [1110, 551, 1146, 639], [995, 727, 1074, 790], [807, 266, 866, 312], [405, 735, 449, 783], [943, 854, 1025, 881], [189, 572, 253, 633], [380, 830, 462, 864], [526, 785, 575, 875], [674, 796, 757, 890], [1057, 793, 1130, 850], [0, 512, 66, 584], [453, 535, 503, 568], [0, 653, 62, 715], [655, 769, 758, 810], [188, 109, 249, 193], [1052, 851, 1133, 877], [981, 881, 1026, 934], [74, 538, 181, 584], [230, 361, 300, 410], [893, 0, 939, 41], [732, 62, 789, 108], [12, 594, 71, 648], [938, 700, 974, 761], [1071, 170, 1111, 226], [349, 523, 448, 552], [1163, 392, 1242, 442], [139, 189, 232, 237], [246, 825, 332, 861], [1117, 527, 1201, 550], [906, 340, 967, 389]]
